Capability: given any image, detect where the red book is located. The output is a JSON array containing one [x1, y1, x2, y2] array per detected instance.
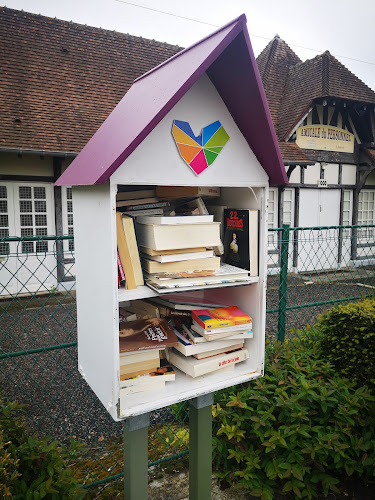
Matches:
[[191, 306, 252, 330]]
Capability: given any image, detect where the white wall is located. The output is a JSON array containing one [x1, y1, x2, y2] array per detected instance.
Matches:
[[324, 163, 339, 184], [342, 164, 357, 185], [112, 73, 269, 187], [304, 163, 320, 184]]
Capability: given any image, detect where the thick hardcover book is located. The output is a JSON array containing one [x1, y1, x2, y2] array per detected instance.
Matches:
[[223, 209, 259, 277], [119, 318, 178, 352], [166, 347, 249, 377], [135, 221, 221, 251], [191, 305, 252, 330], [136, 214, 214, 225]]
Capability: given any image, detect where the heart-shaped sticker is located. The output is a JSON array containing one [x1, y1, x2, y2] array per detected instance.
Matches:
[[172, 120, 229, 175]]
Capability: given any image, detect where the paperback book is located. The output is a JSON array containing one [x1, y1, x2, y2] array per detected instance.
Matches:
[[223, 208, 259, 276], [191, 305, 252, 330], [166, 347, 249, 378], [119, 318, 178, 352]]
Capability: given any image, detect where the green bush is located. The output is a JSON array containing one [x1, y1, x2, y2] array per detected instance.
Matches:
[[0, 396, 86, 499], [212, 342, 375, 500], [312, 297, 375, 388], [0, 429, 20, 498]]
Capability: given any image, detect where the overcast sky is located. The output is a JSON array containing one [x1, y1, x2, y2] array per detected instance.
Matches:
[[3, 0, 375, 91]]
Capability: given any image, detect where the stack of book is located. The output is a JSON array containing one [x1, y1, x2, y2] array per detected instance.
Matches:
[[116, 188, 170, 216], [119, 318, 178, 394], [134, 215, 252, 291], [166, 305, 252, 377]]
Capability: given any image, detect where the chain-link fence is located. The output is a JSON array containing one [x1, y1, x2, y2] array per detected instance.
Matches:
[[267, 224, 375, 342], [1, 226, 374, 488]]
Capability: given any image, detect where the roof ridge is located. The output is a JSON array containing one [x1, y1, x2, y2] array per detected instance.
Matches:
[[322, 51, 330, 96]]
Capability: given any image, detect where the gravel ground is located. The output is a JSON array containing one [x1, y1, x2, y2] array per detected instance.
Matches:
[[0, 270, 374, 481]]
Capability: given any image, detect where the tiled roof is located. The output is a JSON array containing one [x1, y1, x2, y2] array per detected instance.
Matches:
[[0, 7, 181, 153], [257, 36, 301, 129], [364, 148, 375, 164], [257, 38, 375, 164], [277, 142, 310, 164], [278, 51, 375, 141]]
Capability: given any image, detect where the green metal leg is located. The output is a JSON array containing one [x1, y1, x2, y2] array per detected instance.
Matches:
[[124, 412, 150, 500], [189, 393, 214, 500]]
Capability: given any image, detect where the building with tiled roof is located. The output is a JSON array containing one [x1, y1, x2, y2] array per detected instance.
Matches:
[[257, 36, 375, 271]]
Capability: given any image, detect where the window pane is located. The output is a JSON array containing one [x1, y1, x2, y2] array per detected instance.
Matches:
[[19, 186, 32, 199], [20, 214, 33, 226], [33, 187, 46, 199], [34, 200, 46, 213], [0, 215, 8, 227], [35, 214, 47, 227], [19, 200, 32, 213]]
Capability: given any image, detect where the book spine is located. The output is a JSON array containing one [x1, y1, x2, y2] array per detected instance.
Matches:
[[125, 201, 170, 211], [117, 250, 125, 281]]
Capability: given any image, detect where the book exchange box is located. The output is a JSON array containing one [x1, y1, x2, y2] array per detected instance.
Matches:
[[56, 14, 287, 420]]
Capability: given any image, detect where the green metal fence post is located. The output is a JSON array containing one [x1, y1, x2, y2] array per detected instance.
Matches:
[[278, 224, 290, 342], [189, 393, 214, 500], [124, 412, 150, 499]]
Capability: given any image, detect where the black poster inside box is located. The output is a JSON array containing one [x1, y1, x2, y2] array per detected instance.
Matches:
[[223, 209, 250, 271]]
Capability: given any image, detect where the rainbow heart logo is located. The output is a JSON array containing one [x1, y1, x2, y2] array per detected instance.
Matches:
[[172, 120, 229, 175]]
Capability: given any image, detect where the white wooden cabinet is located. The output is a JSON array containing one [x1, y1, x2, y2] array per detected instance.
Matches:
[[73, 181, 268, 420]]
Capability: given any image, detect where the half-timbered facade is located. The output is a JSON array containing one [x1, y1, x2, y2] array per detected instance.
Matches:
[[257, 36, 375, 270]]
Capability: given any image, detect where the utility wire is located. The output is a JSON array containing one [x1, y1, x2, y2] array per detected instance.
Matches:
[[115, 0, 375, 67]]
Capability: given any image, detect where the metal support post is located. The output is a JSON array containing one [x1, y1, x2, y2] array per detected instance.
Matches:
[[278, 224, 290, 342], [189, 393, 214, 500], [124, 412, 150, 500]]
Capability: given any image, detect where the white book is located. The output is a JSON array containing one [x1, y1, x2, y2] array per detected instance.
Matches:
[[166, 347, 249, 378], [182, 323, 253, 343], [136, 214, 214, 225], [174, 331, 245, 357], [135, 221, 221, 251], [142, 249, 215, 263], [119, 349, 160, 364], [191, 320, 253, 335]]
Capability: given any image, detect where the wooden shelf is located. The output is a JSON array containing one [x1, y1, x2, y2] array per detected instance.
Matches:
[[117, 278, 259, 302]]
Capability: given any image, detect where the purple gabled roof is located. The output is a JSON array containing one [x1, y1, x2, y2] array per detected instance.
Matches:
[[56, 14, 287, 187]]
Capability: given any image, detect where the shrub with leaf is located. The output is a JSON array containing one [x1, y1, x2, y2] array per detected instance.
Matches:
[[0, 396, 86, 499], [313, 296, 375, 388], [212, 341, 375, 500]]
